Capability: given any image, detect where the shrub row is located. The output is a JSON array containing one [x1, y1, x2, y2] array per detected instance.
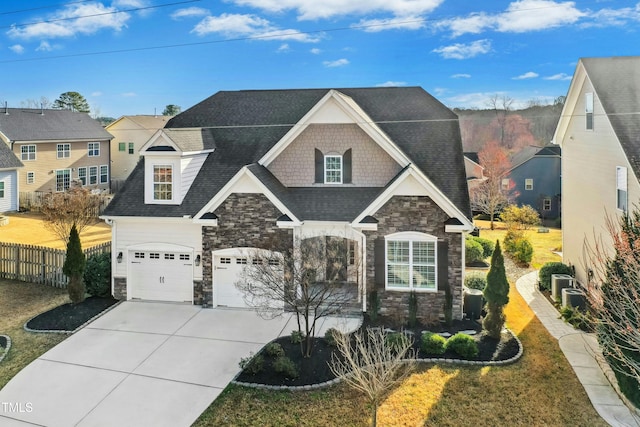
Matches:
[[465, 236, 495, 265], [420, 331, 478, 359]]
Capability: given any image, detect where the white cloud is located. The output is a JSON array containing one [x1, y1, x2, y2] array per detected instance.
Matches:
[[36, 41, 53, 51], [170, 7, 209, 20], [442, 13, 493, 37], [376, 81, 407, 87], [121, 92, 137, 97], [583, 4, 640, 28], [432, 39, 491, 59], [323, 58, 349, 67], [513, 71, 539, 80], [355, 15, 425, 32], [7, 3, 130, 40], [451, 73, 471, 78], [231, 0, 444, 21], [544, 73, 572, 80], [191, 13, 320, 42], [9, 44, 24, 54], [277, 43, 290, 52], [310, 48, 321, 54], [91, 91, 103, 97]]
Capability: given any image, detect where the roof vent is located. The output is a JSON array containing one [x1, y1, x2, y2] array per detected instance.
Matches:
[[4, 101, 8, 115]]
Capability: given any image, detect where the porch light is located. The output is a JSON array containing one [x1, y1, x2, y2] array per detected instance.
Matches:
[[117, 252, 123, 263], [195, 255, 201, 266]]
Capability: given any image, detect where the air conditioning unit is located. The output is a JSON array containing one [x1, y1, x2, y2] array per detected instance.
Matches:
[[562, 288, 586, 310], [551, 274, 575, 301]]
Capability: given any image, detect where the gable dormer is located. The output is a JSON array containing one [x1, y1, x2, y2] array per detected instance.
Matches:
[[261, 90, 408, 188], [141, 128, 215, 205]]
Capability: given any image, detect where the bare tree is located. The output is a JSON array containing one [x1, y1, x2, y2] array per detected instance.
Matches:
[[41, 186, 102, 244], [330, 328, 416, 427], [487, 94, 513, 147], [236, 236, 358, 357], [470, 141, 518, 229], [584, 211, 640, 395]]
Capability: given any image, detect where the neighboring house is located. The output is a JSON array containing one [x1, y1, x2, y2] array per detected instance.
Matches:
[[0, 142, 23, 212], [102, 87, 474, 321], [0, 108, 113, 195], [508, 145, 561, 220], [106, 115, 172, 189], [554, 56, 640, 287], [463, 152, 485, 190]]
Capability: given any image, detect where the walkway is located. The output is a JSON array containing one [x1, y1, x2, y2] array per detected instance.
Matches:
[[516, 271, 640, 427]]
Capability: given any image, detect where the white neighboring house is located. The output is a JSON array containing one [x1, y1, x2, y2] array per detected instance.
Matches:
[[106, 115, 172, 189], [0, 142, 23, 212], [554, 56, 640, 287], [101, 87, 474, 322]]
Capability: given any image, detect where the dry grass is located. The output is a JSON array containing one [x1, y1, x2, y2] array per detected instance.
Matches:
[[0, 212, 111, 249], [0, 279, 68, 390]]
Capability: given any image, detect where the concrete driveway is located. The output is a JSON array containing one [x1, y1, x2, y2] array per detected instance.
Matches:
[[0, 301, 360, 427]]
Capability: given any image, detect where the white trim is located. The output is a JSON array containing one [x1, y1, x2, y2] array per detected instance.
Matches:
[[553, 61, 586, 144], [193, 166, 301, 223], [384, 231, 438, 292], [352, 165, 474, 232], [140, 129, 180, 153], [127, 242, 193, 252], [259, 89, 411, 168], [324, 153, 343, 184]]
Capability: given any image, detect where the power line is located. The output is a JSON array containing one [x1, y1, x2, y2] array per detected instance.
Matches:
[[0, 1, 94, 16], [2, 0, 202, 30]]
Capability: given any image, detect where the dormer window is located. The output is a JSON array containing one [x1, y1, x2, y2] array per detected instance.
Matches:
[[324, 154, 342, 184], [153, 165, 173, 201]]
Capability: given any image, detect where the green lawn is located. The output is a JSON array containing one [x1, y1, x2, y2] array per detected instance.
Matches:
[[193, 222, 607, 426]]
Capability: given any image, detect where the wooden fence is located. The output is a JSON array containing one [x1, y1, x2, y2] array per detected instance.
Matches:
[[0, 241, 111, 288]]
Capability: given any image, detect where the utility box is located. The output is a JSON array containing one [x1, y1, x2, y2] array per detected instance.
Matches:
[[552, 274, 575, 301], [464, 289, 484, 320], [562, 288, 586, 310]]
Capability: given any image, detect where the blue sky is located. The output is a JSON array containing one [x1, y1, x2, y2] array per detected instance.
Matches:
[[0, 0, 638, 118]]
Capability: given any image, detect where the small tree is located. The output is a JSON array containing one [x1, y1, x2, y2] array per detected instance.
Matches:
[[162, 104, 181, 116], [500, 204, 540, 230], [53, 91, 90, 113], [483, 241, 509, 338], [330, 328, 416, 427], [236, 236, 357, 358], [63, 225, 86, 304], [41, 186, 101, 244]]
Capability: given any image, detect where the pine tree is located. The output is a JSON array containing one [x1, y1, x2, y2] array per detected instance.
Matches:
[[63, 225, 86, 304], [483, 240, 509, 338]]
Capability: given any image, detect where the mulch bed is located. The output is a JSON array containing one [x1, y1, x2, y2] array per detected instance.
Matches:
[[26, 296, 119, 332], [236, 315, 520, 387], [0, 335, 6, 349]]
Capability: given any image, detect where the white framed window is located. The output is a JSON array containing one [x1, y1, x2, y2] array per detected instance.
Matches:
[[88, 142, 100, 157], [617, 166, 628, 212], [128, 142, 135, 154], [0, 182, 4, 198], [501, 178, 510, 191], [118, 142, 126, 152], [55, 169, 71, 192], [78, 167, 87, 186], [21, 145, 36, 161], [99, 165, 109, 184], [89, 166, 98, 185], [585, 92, 594, 130], [57, 143, 70, 159], [525, 179, 533, 191], [385, 232, 437, 291], [26, 172, 35, 184], [324, 154, 342, 184], [543, 198, 552, 211], [153, 164, 173, 200]]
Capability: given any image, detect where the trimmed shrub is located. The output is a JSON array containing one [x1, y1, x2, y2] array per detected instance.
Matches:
[[385, 332, 407, 351], [325, 328, 339, 347], [538, 262, 573, 291], [465, 239, 484, 264], [290, 330, 304, 344], [444, 333, 478, 359], [464, 272, 487, 291], [421, 332, 446, 355], [264, 342, 285, 358], [503, 229, 524, 254], [470, 237, 495, 258], [513, 237, 534, 266], [84, 252, 112, 298], [239, 353, 264, 375], [273, 356, 299, 378]]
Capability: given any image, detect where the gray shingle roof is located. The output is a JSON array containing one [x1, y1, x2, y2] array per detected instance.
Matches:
[[161, 128, 216, 152], [0, 108, 112, 141], [582, 57, 640, 179], [105, 87, 471, 220], [0, 142, 22, 169]]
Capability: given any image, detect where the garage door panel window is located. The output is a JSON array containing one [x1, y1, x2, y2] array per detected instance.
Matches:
[[386, 233, 437, 291]]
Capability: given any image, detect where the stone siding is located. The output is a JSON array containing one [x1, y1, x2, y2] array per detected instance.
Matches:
[[202, 193, 292, 304], [364, 196, 464, 323], [268, 124, 401, 187], [113, 277, 127, 300]]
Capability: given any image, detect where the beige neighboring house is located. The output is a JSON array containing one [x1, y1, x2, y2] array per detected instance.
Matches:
[[0, 108, 113, 195], [463, 152, 485, 190], [553, 56, 640, 287], [106, 115, 172, 188]]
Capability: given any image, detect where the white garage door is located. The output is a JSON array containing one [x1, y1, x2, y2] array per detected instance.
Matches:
[[129, 251, 193, 302], [213, 250, 284, 309]]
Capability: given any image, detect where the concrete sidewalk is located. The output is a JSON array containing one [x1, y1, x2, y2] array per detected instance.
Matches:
[[516, 271, 640, 427], [0, 302, 362, 427]]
